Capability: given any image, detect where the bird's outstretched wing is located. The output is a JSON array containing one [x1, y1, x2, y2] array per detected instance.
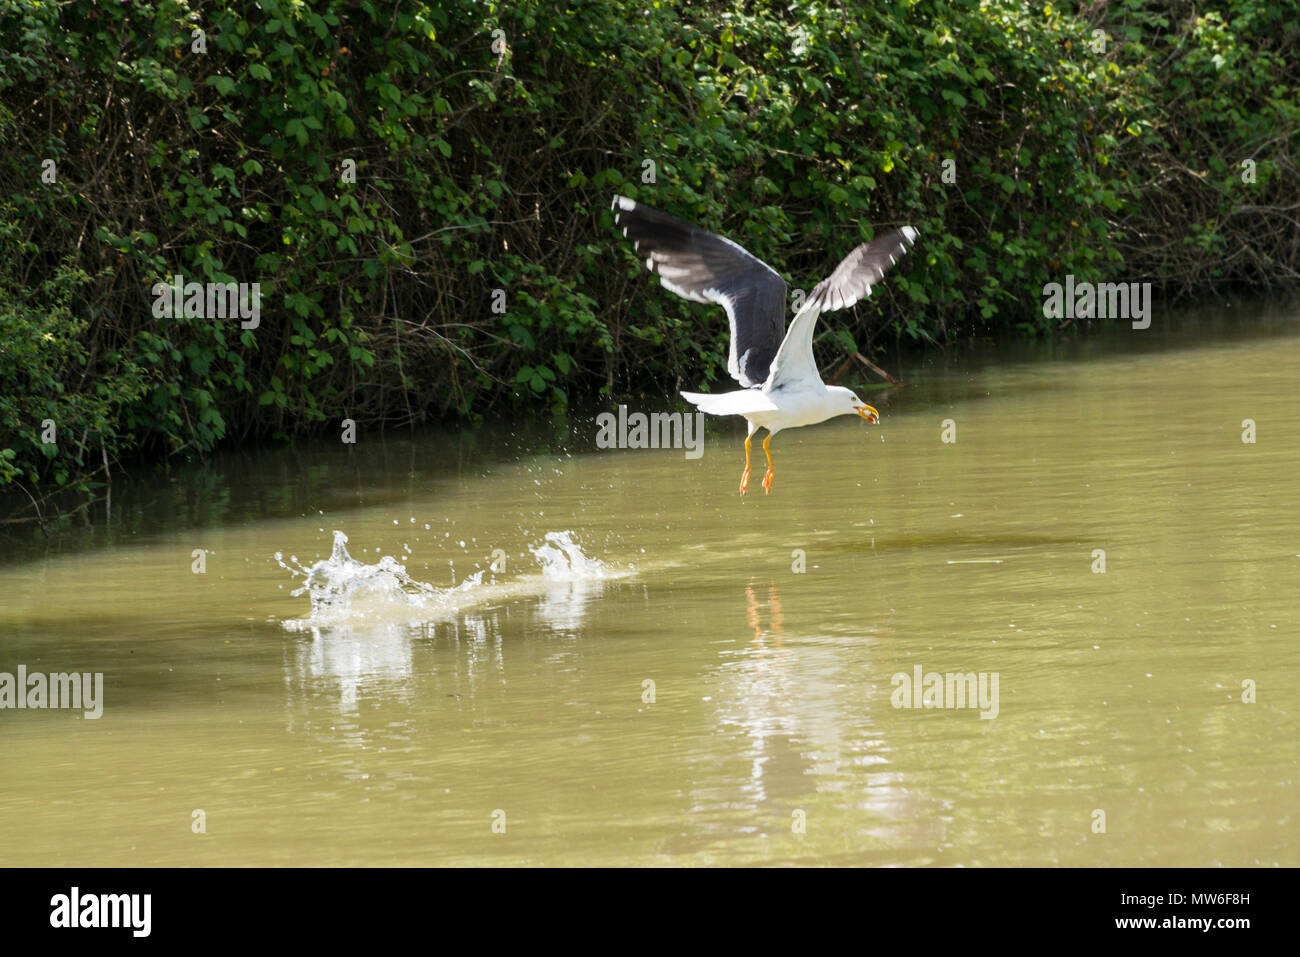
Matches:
[[612, 195, 787, 388], [764, 227, 918, 393]]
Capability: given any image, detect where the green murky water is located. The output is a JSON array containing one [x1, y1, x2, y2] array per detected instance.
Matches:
[[2, 307, 1297, 865]]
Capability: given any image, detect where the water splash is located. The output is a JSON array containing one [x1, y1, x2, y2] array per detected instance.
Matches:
[[531, 530, 610, 581], [277, 529, 615, 630], [528, 531, 615, 633]]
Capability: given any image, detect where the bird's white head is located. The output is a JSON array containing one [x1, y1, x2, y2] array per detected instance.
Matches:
[[828, 385, 879, 424]]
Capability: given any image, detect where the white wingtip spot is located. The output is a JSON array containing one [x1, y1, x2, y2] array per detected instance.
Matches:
[[902, 226, 918, 242]]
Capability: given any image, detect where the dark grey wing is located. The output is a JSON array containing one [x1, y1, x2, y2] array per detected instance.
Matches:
[[765, 227, 918, 392], [612, 195, 786, 388], [808, 226, 919, 313]]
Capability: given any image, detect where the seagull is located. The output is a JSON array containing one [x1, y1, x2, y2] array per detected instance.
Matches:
[[612, 195, 918, 495]]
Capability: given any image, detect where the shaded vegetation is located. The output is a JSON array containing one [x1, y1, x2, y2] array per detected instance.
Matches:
[[1, 0, 1297, 509]]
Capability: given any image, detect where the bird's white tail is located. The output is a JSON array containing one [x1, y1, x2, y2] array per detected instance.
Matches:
[[681, 389, 778, 417]]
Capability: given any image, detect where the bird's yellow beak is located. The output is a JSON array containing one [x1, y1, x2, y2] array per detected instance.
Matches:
[[855, 404, 879, 424]]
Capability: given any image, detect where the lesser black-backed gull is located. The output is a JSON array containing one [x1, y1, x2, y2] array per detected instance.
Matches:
[[612, 195, 917, 494]]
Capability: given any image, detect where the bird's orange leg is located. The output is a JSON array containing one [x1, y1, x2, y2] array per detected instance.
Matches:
[[762, 434, 775, 494], [739, 433, 753, 495]]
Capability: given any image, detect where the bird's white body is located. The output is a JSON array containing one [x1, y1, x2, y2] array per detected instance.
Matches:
[[680, 383, 861, 436]]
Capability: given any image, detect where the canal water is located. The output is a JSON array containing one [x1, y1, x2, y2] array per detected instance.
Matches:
[[1, 305, 1297, 865]]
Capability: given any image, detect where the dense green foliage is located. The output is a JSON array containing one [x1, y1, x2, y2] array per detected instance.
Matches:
[[1, 0, 1297, 505]]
